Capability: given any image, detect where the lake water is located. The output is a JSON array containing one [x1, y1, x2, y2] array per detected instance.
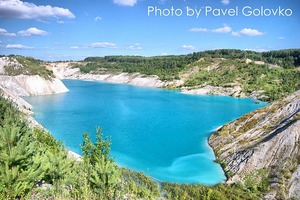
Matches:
[[24, 79, 267, 184]]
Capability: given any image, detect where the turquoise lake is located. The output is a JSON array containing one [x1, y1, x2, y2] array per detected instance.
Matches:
[[24, 80, 267, 184]]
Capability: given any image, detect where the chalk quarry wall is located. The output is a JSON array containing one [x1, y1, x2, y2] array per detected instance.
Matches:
[[0, 57, 69, 96]]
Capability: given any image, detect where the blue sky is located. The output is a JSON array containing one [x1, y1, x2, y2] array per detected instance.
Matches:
[[0, 0, 299, 61]]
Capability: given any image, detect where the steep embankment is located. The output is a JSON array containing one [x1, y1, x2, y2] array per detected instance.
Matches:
[[47, 49, 300, 102], [209, 91, 300, 199], [47, 61, 171, 88], [0, 56, 68, 96]]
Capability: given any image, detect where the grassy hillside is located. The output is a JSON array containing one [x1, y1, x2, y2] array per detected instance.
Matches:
[[74, 49, 300, 102], [1, 55, 54, 79], [182, 58, 299, 101]]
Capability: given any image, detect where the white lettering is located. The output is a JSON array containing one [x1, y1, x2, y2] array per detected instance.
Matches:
[[205, 6, 238, 17], [147, 6, 183, 17], [186, 6, 202, 18], [242, 6, 293, 17]]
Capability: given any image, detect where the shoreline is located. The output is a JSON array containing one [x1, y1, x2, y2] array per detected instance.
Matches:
[[48, 63, 269, 101], [0, 67, 267, 184], [63, 75, 266, 103], [6, 75, 270, 186]]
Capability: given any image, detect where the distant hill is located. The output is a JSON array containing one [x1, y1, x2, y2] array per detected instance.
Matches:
[[70, 49, 300, 102]]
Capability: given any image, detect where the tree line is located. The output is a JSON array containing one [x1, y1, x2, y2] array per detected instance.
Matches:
[[80, 49, 300, 81]]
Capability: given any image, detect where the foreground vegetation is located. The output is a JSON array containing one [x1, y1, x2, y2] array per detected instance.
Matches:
[[73, 49, 300, 102], [0, 96, 159, 199], [0, 95, 272, 199]]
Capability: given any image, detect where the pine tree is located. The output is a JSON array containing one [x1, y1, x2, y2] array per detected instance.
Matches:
[[81, 128, 121, 199], [0, 123, 44, 199]]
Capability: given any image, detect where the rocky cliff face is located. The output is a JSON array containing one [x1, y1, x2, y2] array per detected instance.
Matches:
[[0, 75, 68, 96], [0, 57, 68, 96], [209, 91, 300, 199], [48, 62, 169, 88]]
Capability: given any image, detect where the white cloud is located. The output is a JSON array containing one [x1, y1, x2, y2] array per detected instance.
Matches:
[[232, 28, 264, 37], [57, 20, 65, 24], [239, 28, 264, 36], [221, 0, 230, 5], [0, 0, 75, 19], [113, 0, 137, 6], [70, 46, 80, 49], [212, 25, 232, 33], [18, 27, 48, 36], [158, 0, 169, 4], [94, 16, 102, 21], [189, 28, 208, 32], [189, 25, 263, 38], [0, 28, 16, 36], [6, 44, 33, 49], [278, 36, 285, 40], [245, 48, 267, 52], [181, 45, 196, 51], [231, 31, 241, 37], [127, 43, 142, 50], [89, 42, 117, 48]]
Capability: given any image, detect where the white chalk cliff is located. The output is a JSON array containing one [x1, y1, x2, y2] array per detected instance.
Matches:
[[209, 90, 300, 199], [47, 62, 170, 88], [0, 57, 68, 96]]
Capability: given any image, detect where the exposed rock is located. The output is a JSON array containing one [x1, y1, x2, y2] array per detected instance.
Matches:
[[244, 58, 265, 65], [249, 90, 268, 100], [70, 72, 168, 88], [0, 85, 32, 115], [0, 86, 41, 128], [209, 90, 300, 199], [0, 75, 69, 96], [181, 85, 246, 98], [67, 151, 82, 162], [46, 62, 81, 79], [0, 56, 69, 96], [289, 165, 300, 199], [48, 62, 170, 88], [0, 56, 23, 74]]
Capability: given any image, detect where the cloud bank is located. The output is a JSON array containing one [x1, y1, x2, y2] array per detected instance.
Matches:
[[6, 44, 33, 49], [232, 28, 264, 37], [0, 28, 16, 36], [89, 42, 117, 48], [190, 25, 264, 37], [113, 0, 137, 6], [0, 0, 75, 19], [18, 27, 48, 36]]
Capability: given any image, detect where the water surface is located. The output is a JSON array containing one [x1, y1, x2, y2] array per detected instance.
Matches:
[[24, 80, 267, 184]]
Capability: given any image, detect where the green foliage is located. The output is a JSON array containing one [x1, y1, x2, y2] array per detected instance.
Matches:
[[5, 55, 54, 79], [243, 169, 270, 194], [80, 55, 190, 80], [81, 127, 111, 164], [121, 168, 160, 199], [0, 97, 44, 199], [162, 183, 262, 200], [77, 49, 300, 101], [81, 128, 121, 199], [184, 59, 300, 102], [0, 96, 161, 199]]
